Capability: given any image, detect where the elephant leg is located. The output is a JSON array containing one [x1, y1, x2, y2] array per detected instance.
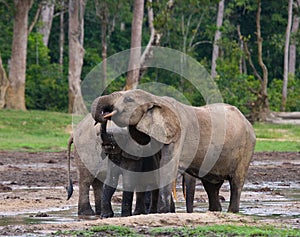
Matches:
[[202, 179, 224, 212], [92, 179, 103, 215], [101, 184, 116, 218], [157, 145, 176, 213], [78, 180, 95, 215], [228, 176, 244, 213], [133, 192, 147, 215], [158, 183, 175, 213], [184, 173, 196, 213], [121, 191, 134, 217], [101, 159, 121, 218], [149, 189, 159, 214]]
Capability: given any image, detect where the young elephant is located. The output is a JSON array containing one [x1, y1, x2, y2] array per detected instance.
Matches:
[[67, 114, 107, 215], [100, 121, 164, 218], [67, 114, 161, 217]]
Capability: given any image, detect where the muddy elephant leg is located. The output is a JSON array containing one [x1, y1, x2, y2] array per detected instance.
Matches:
[[101, 160, 120, 218], [158, 183, 175, 213], [78, 180, 95, 215], [202, 179, 224, 212], [133, 192, 147, 215], [184, 173, 196, 213], [157, 145, 176, 213], [92, 179, 103, 215], [121, 191, 134, 217], [149, 189, 159, 214], [101, 184, 116, 218], [76, 154, 95, 216], [228, 175, 244, 213]]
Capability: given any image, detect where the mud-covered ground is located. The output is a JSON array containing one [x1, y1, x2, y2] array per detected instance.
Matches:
[[0, 151, 299, 236]]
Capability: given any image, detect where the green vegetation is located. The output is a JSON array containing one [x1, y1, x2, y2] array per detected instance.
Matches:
[[0, 110, 71, 151], [55, 224, 300, 236], [253, 123, 300, 152], [0, 110, 299, 152]]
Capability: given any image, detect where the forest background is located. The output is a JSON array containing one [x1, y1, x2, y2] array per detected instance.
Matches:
[[0, 0, 299, 123]]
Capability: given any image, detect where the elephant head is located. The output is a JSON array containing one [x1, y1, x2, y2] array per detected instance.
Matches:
[[91, 89, 181, 145]]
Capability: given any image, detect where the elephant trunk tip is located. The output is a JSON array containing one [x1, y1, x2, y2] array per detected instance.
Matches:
[[103, 110, 117, 119], [66, 178, 73, 200]]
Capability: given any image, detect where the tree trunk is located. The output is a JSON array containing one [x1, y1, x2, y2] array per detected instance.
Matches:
[[95, 0, 109, 90], [59, 0, 65, 72], [242, 0, 270, 122], [139, 0, 161, 78], [237, 25, 247, 74], [125, 0, 144, 90], [5, 0, 33, 110], [0, 56, 9, 109], [288, 0, 300, 76], [281, 0, 294, 112], [211, 0, 225, 78], [38, 1, 55, 46], [253, 0, 269, 121], [68, 0, 87, 114]]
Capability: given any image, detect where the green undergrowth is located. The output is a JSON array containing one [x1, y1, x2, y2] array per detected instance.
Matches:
[[54, 224, 300, 236]]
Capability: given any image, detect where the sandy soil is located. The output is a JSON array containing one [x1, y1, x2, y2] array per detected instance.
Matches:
[[0, 151, 299, 236]]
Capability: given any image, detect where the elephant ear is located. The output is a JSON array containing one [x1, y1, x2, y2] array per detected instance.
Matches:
[[136, 104, 180, 144]]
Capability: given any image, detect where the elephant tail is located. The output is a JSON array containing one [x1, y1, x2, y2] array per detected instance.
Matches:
[[66, 134, 74, 200]]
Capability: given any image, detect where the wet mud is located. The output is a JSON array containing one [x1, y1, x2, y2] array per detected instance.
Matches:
[[0, 151, 299, 235]]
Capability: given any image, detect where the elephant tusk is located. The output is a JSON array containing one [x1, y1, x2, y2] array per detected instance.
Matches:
[[103, 110, 117, 119]]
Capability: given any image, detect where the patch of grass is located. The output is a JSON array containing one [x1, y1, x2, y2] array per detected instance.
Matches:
[[254, 123, 300, 140], [55, 225, 139, 237], [253, 123, 300, 152], [149, 225, 300, 236], [255, 140, 300, 152], [54, 224, 300, 236], [0, 110, 71, 151]]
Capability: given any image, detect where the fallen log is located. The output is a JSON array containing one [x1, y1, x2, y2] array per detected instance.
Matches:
[[266, 111, 300, 125]]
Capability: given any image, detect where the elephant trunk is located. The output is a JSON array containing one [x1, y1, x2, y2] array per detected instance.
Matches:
[[91, 92, 122, 124]]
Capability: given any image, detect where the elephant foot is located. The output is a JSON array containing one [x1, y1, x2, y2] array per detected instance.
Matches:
[[101, 211, 114, 218], [133, 208, 146, 215], [78, 208, 95, 216], [208, 204, 222, 212]]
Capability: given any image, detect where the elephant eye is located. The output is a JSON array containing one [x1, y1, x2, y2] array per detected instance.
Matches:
[[123, 96, 134, 103]]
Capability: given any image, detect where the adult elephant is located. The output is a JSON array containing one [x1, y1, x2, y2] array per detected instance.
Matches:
[[91, 89, 256, 213]]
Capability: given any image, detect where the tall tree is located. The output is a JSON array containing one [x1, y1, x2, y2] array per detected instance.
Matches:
[[140, 0, 162, 76], [59, 0, 65, 71], [125, 0, 144, 90], [5, 0, 33, 110], [242, 0, 270, 122], [0, 55, 9, 109], [281, 0, 294, 112], [95, 0, 109, 89], [289, 0, 300, 76], [38, 1, 55, 47], [68, 0, 87, 114], [211, 0, 225, 78]]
